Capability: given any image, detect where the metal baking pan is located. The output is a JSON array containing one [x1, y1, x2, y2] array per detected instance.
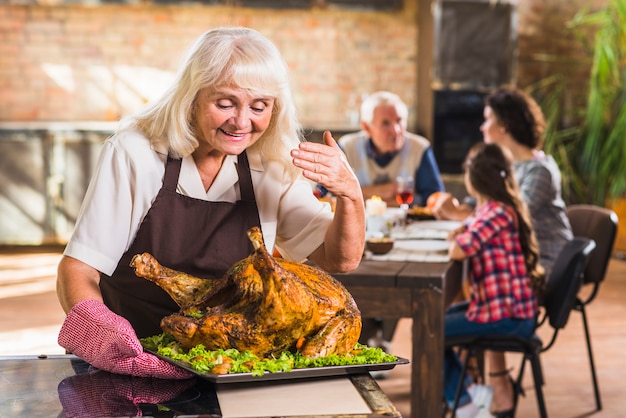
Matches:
[[147, 349, 409, 384]]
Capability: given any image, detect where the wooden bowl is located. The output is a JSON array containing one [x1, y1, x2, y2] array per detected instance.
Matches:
[[366, 238, 395, 255]]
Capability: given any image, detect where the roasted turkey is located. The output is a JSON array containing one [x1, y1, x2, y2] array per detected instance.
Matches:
[[130, 226, 362, 359]]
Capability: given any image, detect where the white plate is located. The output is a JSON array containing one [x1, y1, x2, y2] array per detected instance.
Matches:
[[391, 227, 448, 240], [394, 239, 450, 253], [411, 220, 462, 231]]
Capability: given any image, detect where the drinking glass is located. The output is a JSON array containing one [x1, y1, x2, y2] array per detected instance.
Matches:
[[396, 176, 414, 208], [396, 176, 414, 228]]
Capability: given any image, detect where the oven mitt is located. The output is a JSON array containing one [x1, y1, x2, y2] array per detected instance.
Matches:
[[58, 369, 196, 417], [58, 299, 193, 379]]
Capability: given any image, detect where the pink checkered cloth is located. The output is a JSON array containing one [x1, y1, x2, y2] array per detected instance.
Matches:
[[58, 299, 193, 379]]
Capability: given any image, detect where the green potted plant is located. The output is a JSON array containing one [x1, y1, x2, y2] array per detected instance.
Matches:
[[571, 0, 626, 205], [532, 0, 626, 251]]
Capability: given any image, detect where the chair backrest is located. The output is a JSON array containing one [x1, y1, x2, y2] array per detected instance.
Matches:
[[542, 237, 596, 330], [566, 204, 618, 285]]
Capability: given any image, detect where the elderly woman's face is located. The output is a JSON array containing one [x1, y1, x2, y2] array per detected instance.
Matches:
[[194, 86, 275, 155]]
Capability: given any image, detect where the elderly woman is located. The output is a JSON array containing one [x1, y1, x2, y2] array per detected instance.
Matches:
[[56, 27, 365, 379]]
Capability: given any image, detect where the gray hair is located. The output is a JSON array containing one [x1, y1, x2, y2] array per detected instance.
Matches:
[[360, 91, 408, 125], [120, 27, 303, 177]]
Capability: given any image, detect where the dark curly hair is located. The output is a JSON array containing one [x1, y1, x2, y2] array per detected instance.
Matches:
[[485, 87, 546, 150]]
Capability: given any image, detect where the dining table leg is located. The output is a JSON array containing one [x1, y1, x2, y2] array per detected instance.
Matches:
[[411, 286, 444, 418], [334, 259, 451, 418]]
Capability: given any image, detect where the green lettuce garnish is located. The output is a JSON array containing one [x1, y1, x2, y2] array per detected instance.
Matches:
[[140, 333, 398, 376]]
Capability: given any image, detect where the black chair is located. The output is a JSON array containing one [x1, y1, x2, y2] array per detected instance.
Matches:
[[566, 204, 619, 410], [446, 237, 596, 418]]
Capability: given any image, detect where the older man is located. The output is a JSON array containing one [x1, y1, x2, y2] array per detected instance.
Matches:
[[338, 91, 444, 207]]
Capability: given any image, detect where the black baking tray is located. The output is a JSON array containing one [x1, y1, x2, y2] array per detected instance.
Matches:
[[146, 349, 409, 384]]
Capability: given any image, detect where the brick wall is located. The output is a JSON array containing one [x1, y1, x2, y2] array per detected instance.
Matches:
[[0, 0, 607, 131], [0, 3, 417, 130]]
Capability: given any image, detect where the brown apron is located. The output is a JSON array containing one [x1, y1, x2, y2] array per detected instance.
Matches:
[[100, 152, 261, 338]]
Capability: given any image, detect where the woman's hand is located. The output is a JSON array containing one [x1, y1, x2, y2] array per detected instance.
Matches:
[[432, 193, 472, 221], [291, 130, 361, 201], [432, 192, 458, 219], [56, 257, 192, 379], [58, 299, 193, 379], [291, 131, 365, 273], [448, 224, 467, 240]]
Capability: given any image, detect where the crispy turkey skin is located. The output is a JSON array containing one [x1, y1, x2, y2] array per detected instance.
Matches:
[[130, 226, 362, 359]]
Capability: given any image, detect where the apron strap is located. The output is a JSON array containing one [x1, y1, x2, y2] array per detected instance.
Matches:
[[163, 156, 182, 192], [237, 152, 255, 202]]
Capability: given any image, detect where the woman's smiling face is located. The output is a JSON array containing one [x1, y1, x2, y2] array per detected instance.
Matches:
[[193, 86, 275, 155]]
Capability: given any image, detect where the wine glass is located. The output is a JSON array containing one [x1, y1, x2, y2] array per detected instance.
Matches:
[[396, 176, 414, 228], [396, 176, 414, 208]]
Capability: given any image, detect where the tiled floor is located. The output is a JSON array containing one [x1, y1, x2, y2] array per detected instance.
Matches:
[[1, 247, 626, 417]]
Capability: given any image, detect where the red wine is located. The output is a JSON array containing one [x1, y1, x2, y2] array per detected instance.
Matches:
[[396, 191, 414, 205]]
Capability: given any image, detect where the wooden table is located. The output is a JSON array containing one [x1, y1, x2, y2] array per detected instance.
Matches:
[[334, 258, 452, 418]]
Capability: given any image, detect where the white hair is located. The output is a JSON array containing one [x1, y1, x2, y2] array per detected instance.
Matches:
[[120, 27, 303, 178], [360, 91, 408, 125]]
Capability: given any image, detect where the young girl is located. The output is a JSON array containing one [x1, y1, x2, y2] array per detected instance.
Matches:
[[444, 142, 543, 418]]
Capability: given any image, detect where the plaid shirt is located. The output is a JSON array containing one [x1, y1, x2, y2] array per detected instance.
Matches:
[[456, 201, 538, 323]]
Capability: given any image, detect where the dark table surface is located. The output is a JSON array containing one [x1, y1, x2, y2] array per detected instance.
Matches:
[[0, 354, 401, 417]]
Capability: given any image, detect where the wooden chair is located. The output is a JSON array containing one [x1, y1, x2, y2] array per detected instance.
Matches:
[[566, 204, 619, 411], [446, 237, 596, 418]]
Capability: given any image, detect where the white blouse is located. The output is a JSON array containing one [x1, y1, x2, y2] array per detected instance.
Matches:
[[64, 129, 334, 275]]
